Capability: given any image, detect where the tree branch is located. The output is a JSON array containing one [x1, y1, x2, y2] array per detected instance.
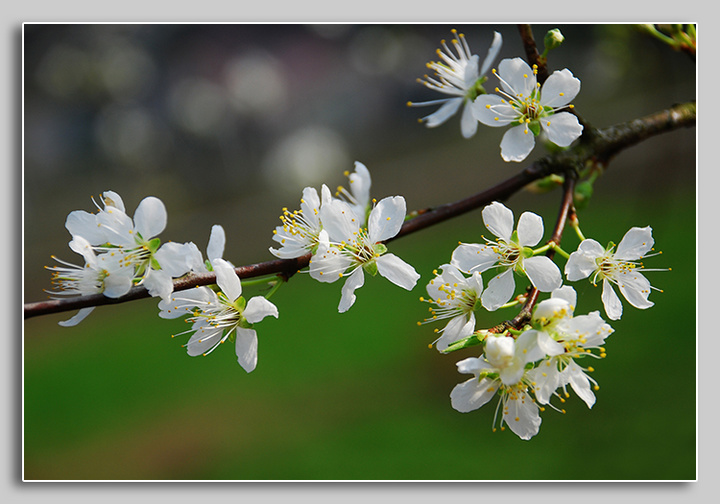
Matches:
[[23, 101, 696, 321]]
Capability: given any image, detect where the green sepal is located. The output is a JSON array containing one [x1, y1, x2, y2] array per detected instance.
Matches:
[[233, 295, 247, 312], [363, 260, 378, 276], [205, 259, 214, 271], [374, 243, 387, 255], [150, 257, 162, 271], [528, 120, 541, 137], [147, 237, 162, 253], [442, 331, 489, 354], [522, 247, 534, 259]]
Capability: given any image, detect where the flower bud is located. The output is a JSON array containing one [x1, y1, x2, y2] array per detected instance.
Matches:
[[544, 29, 565, 51]]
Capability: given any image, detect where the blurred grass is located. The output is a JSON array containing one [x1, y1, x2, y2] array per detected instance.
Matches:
[[23, 186, 696, 481]]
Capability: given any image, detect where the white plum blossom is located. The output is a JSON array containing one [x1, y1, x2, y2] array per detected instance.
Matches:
[[524, 287, 614, 408], [310, 196, 420, 313], [450, 332, 545, 440], [420, 264, 483, 352], [451, 201, 562, 311], [472, 57, 583, 162], [565, 226, 663, 320], [45, 235, 135, 326], [270, 185, 332, 259], [158, 258, 278, 372], [409, 30, 502, 139]]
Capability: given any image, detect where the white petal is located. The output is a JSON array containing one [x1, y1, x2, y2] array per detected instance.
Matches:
[[143, 269, 174, 301], [206, 225, 226, 261], [479, 31, 503, 77], [158, 287, 216, 319], [472, 94, 515, 127], [462, 54, 480, 89], [516, 211, 544, 247], [539, 68, 581, 107], [376, 253, 420, 291], [601, 278, 623, 320], [368, 196, 406, 243], [563, 361, 596, 408], [614, 226, 654, 261], [482, 202, 514, 242], [338, 267, 364, 313], [235, 328, 258, 373], [319, 199, 360, 243], [500, 124, 536, 162], [450, 377, 497, 413], [459, 101, 478, 139], [435, 314, 475, 352], [212, 258, 242, 302], [524, 256, 562, 292], [451, 243, 499, 274], [617, 271, 655, 310], [133, 196, 167, 240], [96, 209, 136, 247], [541, 112, 583, 147], [565, 239, 604, 281], [102, 271, 133, 298], [65, 210, 107, 245], [68, 235, 97, 266], [481, 269, 515, 311], [529, 359, 561, 405], [186, 325, 223, 356], [497, 58, 536, 97], [421, 97, 463, 127], [243, 296, 279, 324], [155, 242, 193, 277], [551, 285, 577, 311], [58, 307, 95, 327], [102, 191, 125, 213], [503, 389, 542, 440], [533, 330, 565, 358], [309, 232, 352, 283]]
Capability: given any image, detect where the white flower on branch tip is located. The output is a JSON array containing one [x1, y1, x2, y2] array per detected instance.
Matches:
[[472, 57, 583, 162], [309, 196, 420, 313], [409, 30, 502, 139], [451, 201, 562, 311], [420, 264, 483, 352], [564, 226, 664, 321], [158, 258, 278, 373], [270, 185, 332, 259], [46, 235, 135, 326], [524, 287, 614, 409], [450, 332, 546, 440]]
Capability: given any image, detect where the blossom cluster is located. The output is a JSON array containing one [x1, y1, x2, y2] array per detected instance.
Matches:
[[47, 191, 278, 372], [270, 161, 420, 313], [411, 30, 583, 162], [420, 200, 665, 439]]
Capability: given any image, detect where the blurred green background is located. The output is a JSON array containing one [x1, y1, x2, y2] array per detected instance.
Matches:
[[23, 24, 696, 480]]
